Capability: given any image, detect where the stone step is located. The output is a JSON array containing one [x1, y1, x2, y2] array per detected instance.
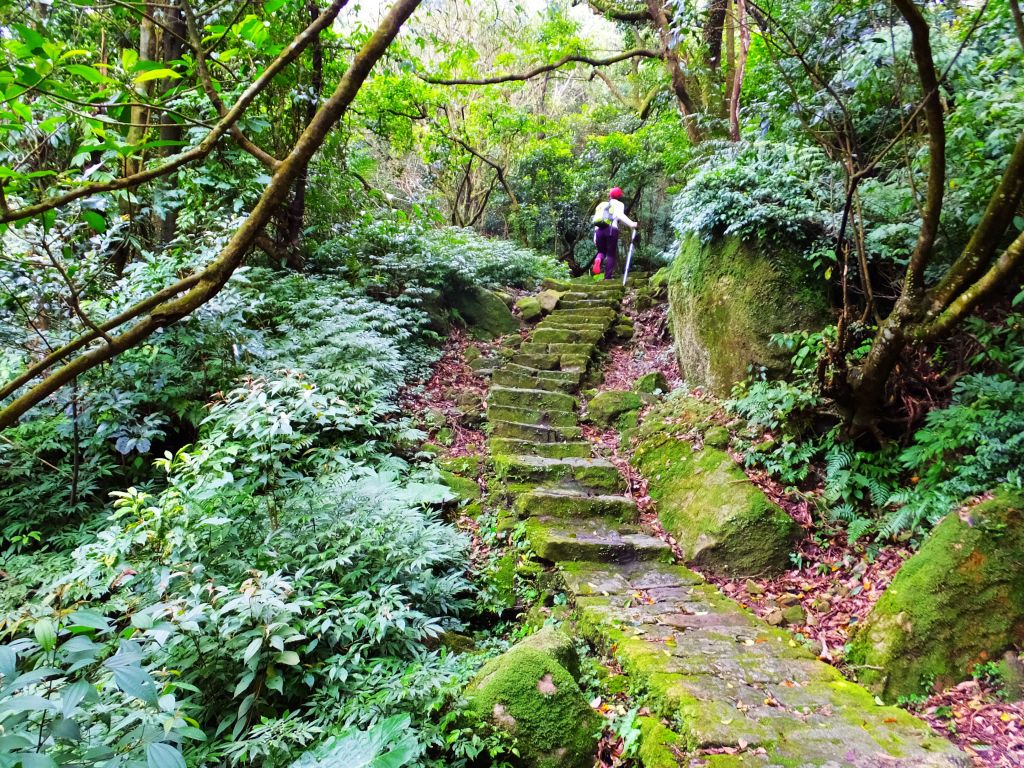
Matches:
[[486, 404, 578, 428], [492, 455, 626, 494], [489, 419, 583, 442], [530, 327, 605, 345], [511, 352, 561, 370], [515, 489, 639, 522], [525, 517, 672, 564], [558, 354, 592, 371], [534, 319, 609, 332], [542, 279, 624, 296], [502, 363, 581, 385], [520, 341, 594, 357], [491, 369, 576, 393], [487, 386, 577, 412], [557, 299, 617, 311], [489, 438, 593, 459], [561, 561, 969, 768], [549, 308, 618, 321]]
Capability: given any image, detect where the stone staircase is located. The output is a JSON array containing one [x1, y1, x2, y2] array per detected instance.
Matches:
[[484, 275, 968, 767]]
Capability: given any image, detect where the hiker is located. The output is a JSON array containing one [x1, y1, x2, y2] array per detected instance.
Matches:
[[592, 187, 638, 280]]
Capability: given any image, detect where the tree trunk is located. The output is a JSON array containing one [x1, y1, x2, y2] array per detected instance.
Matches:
[[280, 0, 324, 270]]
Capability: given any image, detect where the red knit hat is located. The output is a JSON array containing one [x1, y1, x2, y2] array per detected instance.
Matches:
[[609, 187, 623, 199]]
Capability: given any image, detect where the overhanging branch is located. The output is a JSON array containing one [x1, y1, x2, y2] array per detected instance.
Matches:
[[422, 48, 661, 86]]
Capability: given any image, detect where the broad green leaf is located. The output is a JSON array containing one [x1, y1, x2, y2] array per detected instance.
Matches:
[[276, 650, 300, 666], [146, 742, 186, 768], [65, 63, 108, 83], [82, 209, 107, 234], [20, 754, 57, 768], [121, 48, 138, 71], [134, 68, 180, 84], [0, 694, 59, 713], [13, 24, 46, 53]]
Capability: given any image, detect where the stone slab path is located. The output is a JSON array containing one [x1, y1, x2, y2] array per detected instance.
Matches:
[[484, 276, 968, 767]]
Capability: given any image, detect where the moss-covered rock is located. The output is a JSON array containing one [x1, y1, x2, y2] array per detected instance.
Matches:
[[517, 626, 581, 680], [516, 296, 543, 322], [586, 390, 643, 428], [465, 643, 600, 768], [536, 289, 564, 313], [636, 716, 687, 768], [633, 371, 669, 394], [667, 233, 830, 394], [451, 285, 521, 339], [633, 431, 798, 577], [847, 490, 1024, 700], [438, 469, 480, 501]]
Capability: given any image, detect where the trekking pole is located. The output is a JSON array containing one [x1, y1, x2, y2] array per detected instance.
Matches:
[[622, 229, 637, 286]]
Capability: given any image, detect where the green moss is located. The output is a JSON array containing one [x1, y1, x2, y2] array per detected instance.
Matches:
[[633, 372, 669, 394], [667, 234, 829, 395], [438, 455, 480, 476], [517, 296, 543, 321], [438, 469, 481, 501], [489, 386, 577, 412], [587, 390, 644, 428], [632, 432, 797, 576], [518, 626, 581, 679], [466, 645, 600, 768], [847, 490, 1024, 700], [636, 716, 687, 768], [451, 286, 521, 340]]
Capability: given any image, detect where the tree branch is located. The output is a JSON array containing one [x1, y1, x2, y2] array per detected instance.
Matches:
[[587, 0, 653, 23], [0, 0, 422, 429], [181, 0, 282, 171], [422, 48, 661, 86]]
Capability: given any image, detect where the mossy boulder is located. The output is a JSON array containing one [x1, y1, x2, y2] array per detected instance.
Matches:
[[586, 390, 644, 428], [451, 285, 520, 339], [633, 431, 798, 577], [516, 296, 543, 322], [633, 372, 669, 394], [667, 233, 830, 394], [517, 626, 581, 680], [847, 490, 1024, 701], [438, 470, 480, 501], [465, 641, 600, 768]]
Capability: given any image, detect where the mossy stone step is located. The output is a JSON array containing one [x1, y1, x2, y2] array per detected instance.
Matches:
[[491, 369, 577, 392], [530, 327, 605, 344], [559, 354, 592, 371], [489, 419, 583, 442], [562, 561, 969, 767], [511, 352, 561, 370], [486, 404, 578, 428], [489, 438, 593, 459], [525, 517, 673, 564], [492, 455, 626, 494], [542, 278, 625, 295], [488, 386, 577, 412], [520, 341, 594, 357], [536, 317, 609, 330], [515, 489, 639, 522], [503, 363, 581, 384], [556, 301, 615, 312], [549, 307, 618, 321]]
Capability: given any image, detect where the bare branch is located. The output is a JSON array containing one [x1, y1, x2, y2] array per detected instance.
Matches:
[[422, 48, 661, 86]]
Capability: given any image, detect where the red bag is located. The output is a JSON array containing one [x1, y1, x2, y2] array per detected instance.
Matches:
[[592, 255, 603, 275]]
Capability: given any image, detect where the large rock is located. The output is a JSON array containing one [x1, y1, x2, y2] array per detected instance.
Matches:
[[586, 390, 644, 428], [465, 631, 600, 768], [632, 397, 798, 576], [847, 490, 1024, 701], [667, 233, 830, 394], [451, 286, 520, 339]]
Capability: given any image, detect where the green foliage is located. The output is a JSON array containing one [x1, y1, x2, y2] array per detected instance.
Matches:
[[670, 141, 840, 262], [729, 315, 1024, 542]]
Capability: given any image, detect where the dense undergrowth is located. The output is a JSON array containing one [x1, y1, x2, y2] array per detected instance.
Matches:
[[725, 304, 1024, 545], [0, 220, 563, 767]]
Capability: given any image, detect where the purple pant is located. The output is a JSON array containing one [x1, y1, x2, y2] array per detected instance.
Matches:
[[595, 226, 619, 279]]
